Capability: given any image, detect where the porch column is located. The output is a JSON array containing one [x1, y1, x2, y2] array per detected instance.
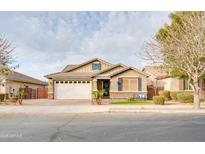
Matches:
[[48, 79, 54, 99], [92, 79, 98, 91]]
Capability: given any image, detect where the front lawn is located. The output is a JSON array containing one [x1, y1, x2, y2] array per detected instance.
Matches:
[[110, 101, 153, 105]]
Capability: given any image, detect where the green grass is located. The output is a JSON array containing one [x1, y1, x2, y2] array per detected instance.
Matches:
[[110, 101, 153, 105]]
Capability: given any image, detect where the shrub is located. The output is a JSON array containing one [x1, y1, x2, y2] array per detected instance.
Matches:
[[176, 92, 193, 103], [159, 90, 170, 101], [170, 92, 178, 101], [92, 90, 104, 105], [0, 94, 5, 102], [127, 97, 134, 102], [153, 96, 165, 105]]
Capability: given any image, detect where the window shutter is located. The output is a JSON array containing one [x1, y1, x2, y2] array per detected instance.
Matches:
[[118, 78, 122, 91], [138, 77, 142, 91]]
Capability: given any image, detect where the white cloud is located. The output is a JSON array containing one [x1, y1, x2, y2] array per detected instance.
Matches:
[[0, 12, 170, 80]]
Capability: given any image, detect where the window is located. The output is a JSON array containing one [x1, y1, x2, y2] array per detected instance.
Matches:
[[87, 81, 90, 83], [92, 63, 101, 70], [73, 81, 77, 83], [138, 77, 142, 91], [56, 81, 59, 84], [60, 81, 64, 83], [69, 81, 72, 83], [65, 81, 68, 83], [118, 78, 122, 91], [82, 81, 86, 83]]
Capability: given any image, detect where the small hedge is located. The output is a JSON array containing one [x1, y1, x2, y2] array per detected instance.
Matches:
[[176, 92, 193, 103], [159, 90, 170, 101], [0, 94, 9, 102], [0, 94, 5, 102], [127, 97, 134, 102], [153, 96, 165, 105], [170, 92, 178, 101]]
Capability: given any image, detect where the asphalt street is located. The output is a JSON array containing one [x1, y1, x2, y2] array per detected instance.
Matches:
[[0, 113, 205, 142]]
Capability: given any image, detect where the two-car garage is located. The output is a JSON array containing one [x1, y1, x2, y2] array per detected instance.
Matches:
[[54, 81, 92, 99]]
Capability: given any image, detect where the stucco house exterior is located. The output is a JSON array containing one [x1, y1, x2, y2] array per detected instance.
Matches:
[[143, 66, 205, 100], [45, 58, 148, 100], [0, 71, 47, 99]]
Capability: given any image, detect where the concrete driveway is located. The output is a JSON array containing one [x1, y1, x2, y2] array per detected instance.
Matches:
[[0, 99, 109, 114]]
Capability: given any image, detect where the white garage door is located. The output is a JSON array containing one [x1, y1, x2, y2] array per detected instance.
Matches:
[[54, 81, 92, 99]]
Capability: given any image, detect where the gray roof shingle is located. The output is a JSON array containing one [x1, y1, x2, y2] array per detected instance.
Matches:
[[6, 71, 47, 85]]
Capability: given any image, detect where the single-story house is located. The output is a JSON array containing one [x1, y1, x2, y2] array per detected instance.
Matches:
[[0, 71, 48, 99], [142, 66, 205, 100], [45, 58, 148, 100]]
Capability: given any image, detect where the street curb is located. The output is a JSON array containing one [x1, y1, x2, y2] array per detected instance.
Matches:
[[109, 108, 205, 114]]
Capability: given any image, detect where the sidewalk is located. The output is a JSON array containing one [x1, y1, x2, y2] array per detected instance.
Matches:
[[0, 105, 109, 114], [0, 104, 205, 114], [109, 104, 205, 114]]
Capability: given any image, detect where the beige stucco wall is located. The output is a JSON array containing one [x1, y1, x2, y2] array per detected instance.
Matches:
[[110, 70, 147, 92], [147, 76, 166, 89], [71, 60, 112, 73], [147, 76, 184, 90], [0, 80, 45, 96], [160, 78, 184, 91], [0, 79, 6, 94]]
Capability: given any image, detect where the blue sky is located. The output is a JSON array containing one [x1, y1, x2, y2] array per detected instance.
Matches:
[[0, 12, 170, 81]]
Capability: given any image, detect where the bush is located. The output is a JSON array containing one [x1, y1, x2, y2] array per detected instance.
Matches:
[[153, 96, 165, 105], [92, 90, 104, 105], [176, 92, 193, 103], [159, 90, 170, 101], [0, 94, 5, 102], [127, 97, 134, 102], [170, 92, 178, 101], [0, 94, 8, 102]]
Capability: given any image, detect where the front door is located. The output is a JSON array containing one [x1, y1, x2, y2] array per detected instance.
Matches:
[[102, 80, 110, 97]]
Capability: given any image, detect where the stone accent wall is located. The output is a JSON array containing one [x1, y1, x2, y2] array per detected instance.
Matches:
[[48, 79, 54, 99], [110, 91, 147, 99]]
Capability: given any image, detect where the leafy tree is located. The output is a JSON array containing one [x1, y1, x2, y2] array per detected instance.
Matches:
[[17, 89, 26, 105], [145, 11, 205, 109]]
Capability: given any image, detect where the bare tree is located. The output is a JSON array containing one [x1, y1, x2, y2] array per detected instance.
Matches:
[[0, 36, 17, 75], [145, 12, 205, 109]]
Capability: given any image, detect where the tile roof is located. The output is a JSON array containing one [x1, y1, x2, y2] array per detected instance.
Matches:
[[45, 72, 94, 81], [142, 66, 169, 79]]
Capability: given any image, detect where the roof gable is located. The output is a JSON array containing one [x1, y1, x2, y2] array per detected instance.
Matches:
[[110, 67, 149, 77], [64, 58, 113, 73], [92, 64, 126, 77], [62, 64, 78, 72]]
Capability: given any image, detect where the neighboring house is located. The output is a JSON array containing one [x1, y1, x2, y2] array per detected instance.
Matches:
[[0, 71, 47, 99], [143, 66, 205, 99], [45, 58, 148, 100]]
